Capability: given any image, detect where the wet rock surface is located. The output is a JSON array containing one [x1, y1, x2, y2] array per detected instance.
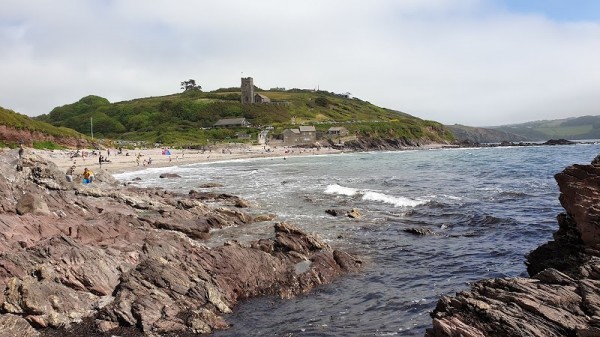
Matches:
[[426, 155, 600, 337], [0, 149, 362, 336]]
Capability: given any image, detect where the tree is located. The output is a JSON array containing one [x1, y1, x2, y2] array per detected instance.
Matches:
[[315, 96, 330, 107], [181, 79, 201, 92]]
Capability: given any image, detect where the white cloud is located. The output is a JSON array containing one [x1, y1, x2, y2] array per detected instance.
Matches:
[[1, 0, 599, 126]]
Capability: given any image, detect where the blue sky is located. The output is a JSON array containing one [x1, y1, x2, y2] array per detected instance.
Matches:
[[1, 0, 600, 126], [499, 0, 600, 21]]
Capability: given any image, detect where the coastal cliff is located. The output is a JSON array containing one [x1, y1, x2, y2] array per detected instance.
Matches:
[[426, 155, 600, 336], [0, 149, 361, 336], [342, 135, 448, 150]]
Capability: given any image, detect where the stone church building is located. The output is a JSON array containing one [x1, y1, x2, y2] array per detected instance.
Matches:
[[241, 77, 270, 104]]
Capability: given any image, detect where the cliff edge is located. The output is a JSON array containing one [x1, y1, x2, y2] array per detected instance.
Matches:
[[426, 155, 600, 336]]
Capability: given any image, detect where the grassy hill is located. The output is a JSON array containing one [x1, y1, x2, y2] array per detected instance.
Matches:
[[491, 115, 600, 141], [35, 89, 454, 146], [0, 106, 87, 149], [445, 124, 528, 144]]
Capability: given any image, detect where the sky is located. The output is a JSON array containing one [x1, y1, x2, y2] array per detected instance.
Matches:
[[1, 0, 600, 126]]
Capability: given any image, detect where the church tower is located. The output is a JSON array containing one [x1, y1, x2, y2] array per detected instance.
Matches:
[[241, 77, 254, 104]]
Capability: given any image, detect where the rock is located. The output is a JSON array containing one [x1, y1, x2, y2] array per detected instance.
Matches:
[[403, 227, 435, 236], [16, 193, 50, 215], [234, 198, 251, 208], [554, 163, 600, 250], [132, 177, 142, 181], [325, 209, 342, 216], [159, 173, 181, 179], [426, 155, 600, 337], [544, 139, 576, 146], [95, 319, 119, 333], [0, 151, 361, 335], [198, 182, 224, 188], [347, 208, 362, 219], [254, 214, 277, 222], [0, 314, 40, 337], [326, 208, 362, 218]]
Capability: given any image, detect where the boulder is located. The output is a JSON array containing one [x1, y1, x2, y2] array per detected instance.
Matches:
[[348, 208, 362, 219], [325, 209, 342, 216], [16, 193, 50, 216]]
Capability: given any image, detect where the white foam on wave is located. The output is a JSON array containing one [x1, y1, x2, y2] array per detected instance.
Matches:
[[324, 184, 427, 207], [362, 191, 427, 207], [324, 184, 359, 196]]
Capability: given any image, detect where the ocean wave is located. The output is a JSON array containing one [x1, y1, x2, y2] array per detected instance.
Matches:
[[324, 184, 359, 196], [362, 192, 427, 207], [324, 184, 427, 207]]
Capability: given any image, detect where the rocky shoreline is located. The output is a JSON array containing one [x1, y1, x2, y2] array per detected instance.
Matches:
[[0, 149, 362, 336], [425, 154, 600, 336]]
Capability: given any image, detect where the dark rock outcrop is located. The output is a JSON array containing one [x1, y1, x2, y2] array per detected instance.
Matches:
[[404, 227, 436, 236], [426, 156, 600, 337], [325, 208, 363, 219], [343, 136, 427, 151], [544, 139, 576, 146], [159, 173, 181, 178], [198, 182, 224, 188], [0, 148, 362, 336]]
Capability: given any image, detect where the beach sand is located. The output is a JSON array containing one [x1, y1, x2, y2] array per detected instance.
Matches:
[[35, 144, 344, 175]]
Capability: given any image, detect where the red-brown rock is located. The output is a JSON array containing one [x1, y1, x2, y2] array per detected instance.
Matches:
[[0, 148, 362, 335]]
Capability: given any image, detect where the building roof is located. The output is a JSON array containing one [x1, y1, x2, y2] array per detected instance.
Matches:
[[213, 118, 248, 126], [283, 128, 300, 134], [328, 127, 347, 131], [299, 126, 316, 132], [255, 93, 270, 99]]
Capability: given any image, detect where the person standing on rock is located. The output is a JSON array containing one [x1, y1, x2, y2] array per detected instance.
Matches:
[[99, 155, 103, 169]]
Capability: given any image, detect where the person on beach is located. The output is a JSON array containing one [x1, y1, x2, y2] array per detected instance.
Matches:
[[65, 164, 76, 182], [83, 168, 94, 184], [99, 155, 103, 168]]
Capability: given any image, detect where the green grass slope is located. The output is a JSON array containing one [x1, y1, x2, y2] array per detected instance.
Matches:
[[0, 106, 86, 148], [445, 124, 528, 144], [491, 115, 600, 141], [35, 89, 454, 146]]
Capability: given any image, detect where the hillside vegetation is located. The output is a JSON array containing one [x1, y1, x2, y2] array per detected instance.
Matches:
[[491, 115, 600, 141], [0, 106, 86, 149], [445, 124, 527, 144], [35, 89, 454, 146]]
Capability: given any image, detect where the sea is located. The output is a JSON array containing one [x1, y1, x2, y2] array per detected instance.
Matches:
[[114, 143, 600, 336]]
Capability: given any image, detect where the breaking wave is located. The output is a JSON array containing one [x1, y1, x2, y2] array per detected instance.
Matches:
[[324, 184, 359, 196], [324, 184, 427, 207]]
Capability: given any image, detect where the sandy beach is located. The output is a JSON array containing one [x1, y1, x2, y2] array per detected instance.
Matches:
[[35, 144, 344, 176]]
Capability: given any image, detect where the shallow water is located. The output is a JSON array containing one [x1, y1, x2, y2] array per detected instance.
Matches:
[[115, 143, 600, 336]]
